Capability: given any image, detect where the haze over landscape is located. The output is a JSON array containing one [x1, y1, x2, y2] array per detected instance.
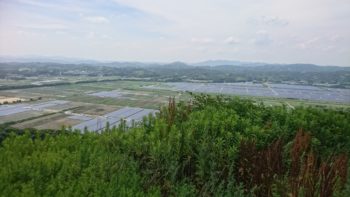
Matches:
[[1, 0, 350, 66]]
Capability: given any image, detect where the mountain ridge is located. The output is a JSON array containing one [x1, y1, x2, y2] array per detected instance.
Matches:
[[0, 55, 348, 68]]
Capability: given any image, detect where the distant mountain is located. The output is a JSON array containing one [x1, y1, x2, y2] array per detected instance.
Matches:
[[1, 56, 348, 70], [0, 55, 104, 64], [259, 64, 350, 72], [160, 62, 190, 69], [100, 62, 151, 68], [212, 63, 350, 73], [0, 55, 165, 68], [192, 60, 266, 67]]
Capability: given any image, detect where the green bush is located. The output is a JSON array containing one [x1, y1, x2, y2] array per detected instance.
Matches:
[[0, 95, 349, 196]]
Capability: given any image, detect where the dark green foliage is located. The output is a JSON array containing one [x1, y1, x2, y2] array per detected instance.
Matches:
[[0, 132, 160, 197], [0, 94, 349, 196]]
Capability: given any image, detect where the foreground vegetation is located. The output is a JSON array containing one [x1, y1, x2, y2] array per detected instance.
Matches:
[[0, 95, 349, 196]]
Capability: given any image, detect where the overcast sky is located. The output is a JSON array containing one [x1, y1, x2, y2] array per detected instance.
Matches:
[[0, 0, 349, 66]]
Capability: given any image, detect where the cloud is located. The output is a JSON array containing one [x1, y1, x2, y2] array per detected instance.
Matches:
[[16, 23, 68, 30], [16, 0, 87, 13], [248, 16, 289, 27], [322, 45, 335, 51], [16, 30, 44, 37], [329, 34, 342, 42], [253, 31, 273, 46], [190, 37, 214, 45], [86, 32, 96, 39], [85, 32, 111, 40], [83, 16, 109, 24], [296, 37, 321, 49], [55, 31, 67, 35], [225, 36, 240, 45]]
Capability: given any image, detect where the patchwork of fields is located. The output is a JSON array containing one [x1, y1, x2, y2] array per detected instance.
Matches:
[[1, 100, 156, 132], [0, 80, 349, 131], [146, 82, 350, 103]]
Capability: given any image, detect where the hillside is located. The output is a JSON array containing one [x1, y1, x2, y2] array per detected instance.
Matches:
[[1, 95, 349, 196]]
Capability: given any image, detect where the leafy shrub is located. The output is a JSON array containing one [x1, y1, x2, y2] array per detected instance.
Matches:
[[0, 94, 349, 196]]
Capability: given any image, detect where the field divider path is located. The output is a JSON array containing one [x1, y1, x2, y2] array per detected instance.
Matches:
[[266, 84, 279, 96]]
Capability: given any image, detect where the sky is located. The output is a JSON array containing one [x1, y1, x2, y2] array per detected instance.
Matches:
[[0, 0, 349, 66]]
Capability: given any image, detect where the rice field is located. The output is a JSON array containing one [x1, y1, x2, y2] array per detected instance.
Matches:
[[146, 82, 350, 103], [72, 107, 158, 133]]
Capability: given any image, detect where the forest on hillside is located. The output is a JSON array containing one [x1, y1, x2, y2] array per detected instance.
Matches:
[[0, 95, 349, 196], [1, 62, 350, 87]]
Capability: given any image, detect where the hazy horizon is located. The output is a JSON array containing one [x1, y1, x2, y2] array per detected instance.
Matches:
[[1, 0, 349, 66], [1, 54, 349, 67]]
